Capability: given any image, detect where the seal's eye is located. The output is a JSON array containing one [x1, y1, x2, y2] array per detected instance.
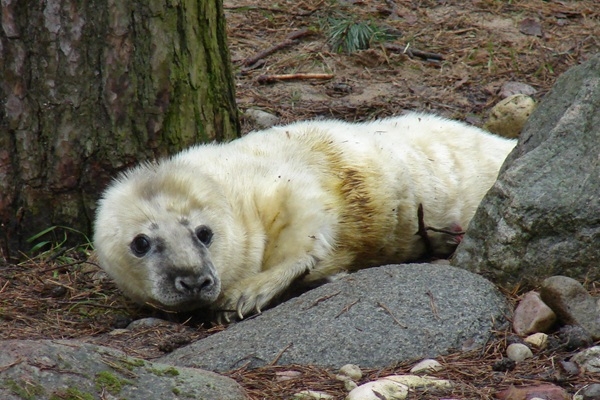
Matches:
[[195, 225, 213, 246], [130, 234, 151, 256]]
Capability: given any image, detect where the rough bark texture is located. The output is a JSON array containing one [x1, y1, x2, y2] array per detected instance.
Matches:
[[0, 0, 239, 257]]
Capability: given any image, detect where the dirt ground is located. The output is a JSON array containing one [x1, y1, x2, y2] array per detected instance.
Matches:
[[1, 1, 599, 399]]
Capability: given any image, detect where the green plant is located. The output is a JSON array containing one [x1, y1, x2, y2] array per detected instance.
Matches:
[[25, 225, 93, 260], [327, 18, 394, 53]]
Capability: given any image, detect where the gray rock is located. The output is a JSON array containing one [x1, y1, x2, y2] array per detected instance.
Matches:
[[581, 383, 600, 400], [453, 53, 600, 287], [159, 264, 509, 372], [540, 276, 600, 340], [572, 345, 600, 373], [0, 340, 246, 400], [244, 108, 280, 129], [499, 81, 537, 98]]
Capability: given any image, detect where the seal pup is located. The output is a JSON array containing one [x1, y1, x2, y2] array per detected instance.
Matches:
[[93, 113, 516, 321]]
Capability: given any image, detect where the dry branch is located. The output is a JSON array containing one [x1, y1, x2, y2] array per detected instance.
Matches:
[[243, 28, 313, 66], [384, 43, 444, 61], [257, 73, 334, 84], [415, 203, 434, 256], [376, 301, 407, 328]]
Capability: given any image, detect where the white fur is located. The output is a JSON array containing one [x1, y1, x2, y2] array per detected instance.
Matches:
[[94, 113, 516, 320]]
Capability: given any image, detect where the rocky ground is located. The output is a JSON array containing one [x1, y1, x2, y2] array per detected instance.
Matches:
[[1, 0, 599, 399]]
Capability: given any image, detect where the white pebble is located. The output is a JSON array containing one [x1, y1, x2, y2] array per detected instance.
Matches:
[[346, 379, 408, 400], [293, 390, 334, 399], [343, 379, 358, 391], [385, 375, 452, 390], [410, 359, 443, 374], [338, 363, 363, 381], [276, 370, 302, 381], [506, 343, 533, 362]]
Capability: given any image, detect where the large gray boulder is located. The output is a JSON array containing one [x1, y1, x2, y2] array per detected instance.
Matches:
[[160, 264, 509, 372], [453, 54, 600, 287], [0, 340, 246, 400]]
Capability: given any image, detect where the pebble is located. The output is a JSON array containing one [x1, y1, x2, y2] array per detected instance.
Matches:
[[571, 345, 600, 373], [492, 358, 516, 372], [346, 375, 452, 400], [580, 383, 600, 399], [293, 390, 334, 399], [512, 291, 556, 335], [346, 378, 408, 400], [506, 343, 533, 362], [385, 375, 452, 390], [484, 94, 536, 138], [410, 358, 443, 374], [495, 383, 569, 400], [499, 81, 537, 98], [338, 364, 362, 381], [276, 370, 302, 381], [540, 276, 600, 340], [244, 108, 280, 129], [549, 325, 593, 351], [126, 317, 169, 329], [524, 332, 549, 349], [558, 360, 580, 376]]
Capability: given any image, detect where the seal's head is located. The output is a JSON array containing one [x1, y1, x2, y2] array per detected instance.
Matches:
[[93, 160, 238, 311]]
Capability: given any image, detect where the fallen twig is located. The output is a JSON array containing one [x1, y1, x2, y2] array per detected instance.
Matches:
[[335, 299, 360, 318], [270, 343, 293, 365], [377, 301, 407, 328], [257, 73, 334, 84], [415, 203, 434, 256], [243, 28, 313, 66], [426, 290, 440, 320], [304, 290, 341, 310], [384, 43, 444, 62]]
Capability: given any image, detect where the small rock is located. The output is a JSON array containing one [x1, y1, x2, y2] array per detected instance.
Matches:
[[346, 378, 409, 400], [112, 315, 133, 329], [513, 291, 557, 335], [540, 276, 600, 340], [386, 375, 452, 390], [107, 328, 130, 336], [495, 384, 569, 400], [293, 390, 334, 399], [346, 375, 452, 400], [558, 360, 580, 376], [344, 380, 358, 391], [410, 359, 443, 374], [484, 94, 536, 138], [524, 332, 549, 348], [492, 358, 516, 372], [548, 325, 593, 351], [244, 108, 280, 129], [276, 370, 302, 381], [499, 81, 537, 98], [127, 317, 169, 329], [571, 346, 600, 373], [506, 343, 533, 362], [581, 383, 600, 399], [338, 364, 362, 381]]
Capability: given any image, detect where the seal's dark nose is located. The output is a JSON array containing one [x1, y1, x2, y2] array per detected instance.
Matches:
[[175, 274, 215, 295]]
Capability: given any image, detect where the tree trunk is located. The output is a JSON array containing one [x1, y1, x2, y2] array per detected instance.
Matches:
[[0, 0, 239, 258]]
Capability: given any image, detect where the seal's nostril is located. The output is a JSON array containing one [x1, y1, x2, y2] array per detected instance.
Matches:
[[175, 275, 214, 294]]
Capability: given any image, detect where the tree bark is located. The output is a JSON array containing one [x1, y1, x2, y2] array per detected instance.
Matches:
[[0, 0, 239, 258]]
